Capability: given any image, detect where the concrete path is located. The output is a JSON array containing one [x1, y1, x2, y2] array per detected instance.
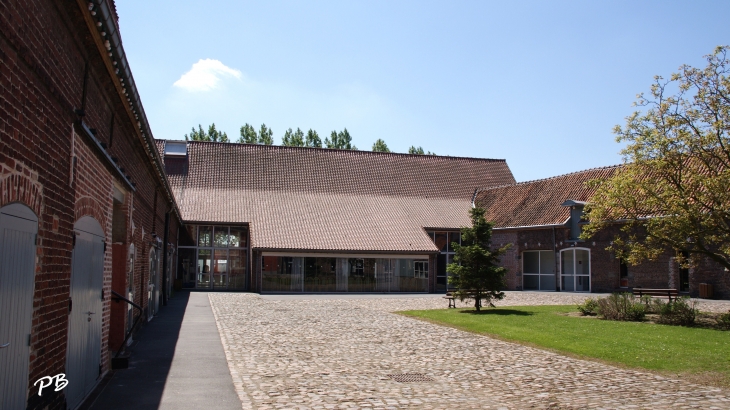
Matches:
[[210, 292, 730, 409], [89, 291, 240, 410]]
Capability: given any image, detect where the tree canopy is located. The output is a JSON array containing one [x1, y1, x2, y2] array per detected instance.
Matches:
[[372, 138, 390, 152], [447, 207, 510, 311], [582, 46, 730, 271], [408, 145, 436, 155], [324, 128, 357, 150], [282, 128, 305, 147], [238, 123, 274, 145], [305, 129, 322, 148], [184, 123, 229, 142]]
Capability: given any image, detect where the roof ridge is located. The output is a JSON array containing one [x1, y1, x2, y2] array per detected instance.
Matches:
[[156, 139, 508, 163], [477, 163, 624, 192]]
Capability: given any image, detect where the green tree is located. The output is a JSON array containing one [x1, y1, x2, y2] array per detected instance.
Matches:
[[447, 207, 510, 311], [184, 123, 229, 142], [372, 138, 390, 152], [282, 127, 305, 146], [324, 128, 357, 150], [408, 145, 425, 155], [305, 129, 322, 148], [582, 46, 730, 271], [258, 123, 274, 145], [238, 123, 258, 144], [408, 145, 436, 155]]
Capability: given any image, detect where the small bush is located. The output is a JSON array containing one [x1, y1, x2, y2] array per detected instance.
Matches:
[[658, 297, 696, 326], [596, 293, 645, 321], [577, 298, 599, 316], [716, 311, 730, 331]]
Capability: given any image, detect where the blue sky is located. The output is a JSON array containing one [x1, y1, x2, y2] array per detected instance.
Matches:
[[116, 1, 729, 182]]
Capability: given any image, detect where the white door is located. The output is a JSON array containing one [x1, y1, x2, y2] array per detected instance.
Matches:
[[65, 217, 104, 409], [0, 203, 38, 410]]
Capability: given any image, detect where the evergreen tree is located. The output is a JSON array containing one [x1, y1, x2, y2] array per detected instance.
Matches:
[[372, 138, 390, 152], [447, 207, 510, 311], [305, 129, 322, 148], [184, 123, 229, 142], [324, 128, 356, 150], [258, 124, 274, 145], [238, 123, 258, 144], [408, 145, 436, 155], [282, 128, 305, 146]]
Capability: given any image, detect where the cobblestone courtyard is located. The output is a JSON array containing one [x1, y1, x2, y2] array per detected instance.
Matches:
[[209, 292, 730, 409]]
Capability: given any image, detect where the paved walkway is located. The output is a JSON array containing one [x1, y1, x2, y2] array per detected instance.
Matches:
[[210, 292, 730, 409], [89, 291, 240, 410]]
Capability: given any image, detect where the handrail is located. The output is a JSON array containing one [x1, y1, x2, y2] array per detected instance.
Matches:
[[111, 290, 143, 358]]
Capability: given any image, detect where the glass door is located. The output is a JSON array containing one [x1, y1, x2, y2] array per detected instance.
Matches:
[[197, 249, 212, 288], [560, 248, 590, 292], [213, 249, 228, 288]]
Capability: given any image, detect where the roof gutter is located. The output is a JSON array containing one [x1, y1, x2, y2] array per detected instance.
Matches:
[[78, 0, 182, 224]]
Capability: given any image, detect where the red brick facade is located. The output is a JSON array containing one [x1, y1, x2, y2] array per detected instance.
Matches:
[[1, 0, 180, 408], [496, 225, 729, 299]]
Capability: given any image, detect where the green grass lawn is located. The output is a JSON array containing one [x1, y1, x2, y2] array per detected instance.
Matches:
[[401, 305, 730, 387]]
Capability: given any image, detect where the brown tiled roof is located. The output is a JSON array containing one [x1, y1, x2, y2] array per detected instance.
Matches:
[[475, 165, 622, 229], [158, 141, 516, 252]]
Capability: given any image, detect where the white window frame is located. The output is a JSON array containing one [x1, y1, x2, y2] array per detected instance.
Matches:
[[559, 247, 591, 293]]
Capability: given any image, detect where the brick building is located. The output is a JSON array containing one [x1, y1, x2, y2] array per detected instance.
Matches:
[[1, 0, 180, 408], [475, 166, 730, 299], [157, 140, 516, 294]]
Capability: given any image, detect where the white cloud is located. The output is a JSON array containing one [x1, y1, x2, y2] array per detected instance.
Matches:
[[173, 59, 242, 92]]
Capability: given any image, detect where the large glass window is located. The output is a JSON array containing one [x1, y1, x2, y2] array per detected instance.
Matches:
[[178, 225, 249, 290], [522, 250, 556, 291], [428, 230, 460, 292], [261, 256, 428, 293]]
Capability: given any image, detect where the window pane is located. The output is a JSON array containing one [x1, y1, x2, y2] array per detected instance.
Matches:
[[198, 226, 212, 247], [348, 258, 375, 292], [540, 251, 555, 275], [228, 249, 247, 290], [561, 250, 575, 276], [540, 273, 556, 291], [523, 252, 540, 274], [304, 257, 337, 292], [448, 232, 461, 252], [576, 249, 590, 275], [213, 249, 228, 288], [434, 232, 448, 252], [214, 226, 229, 247], [523, 274, 539, 290], [576, 275, 590, 292], [197, 249, 211, 287], [562, 275, 574, 291], [229, 226, 248, 248], [262, 256, 290, 292]]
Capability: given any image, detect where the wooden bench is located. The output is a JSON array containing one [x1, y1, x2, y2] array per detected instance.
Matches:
[[444, 289, 482, 308], [632, 288, 679, 302]]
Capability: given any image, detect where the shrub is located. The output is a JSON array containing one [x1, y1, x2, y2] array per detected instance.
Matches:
[[577, 298, 599, 316], [596, 293, 645, 321], [716, 311, 730, 331], [658, 297, 696, 326]]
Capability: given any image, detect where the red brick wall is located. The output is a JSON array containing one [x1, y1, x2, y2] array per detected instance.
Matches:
[[495, 225, 728, 297], [1, 0, 179, 408]]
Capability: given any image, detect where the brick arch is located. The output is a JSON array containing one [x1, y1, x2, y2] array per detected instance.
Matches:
[[74, 196, 108, 230], [0, 173, 43, 217]]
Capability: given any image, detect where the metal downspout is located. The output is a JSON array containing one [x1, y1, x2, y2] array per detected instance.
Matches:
[[162, 212, 170, 306]]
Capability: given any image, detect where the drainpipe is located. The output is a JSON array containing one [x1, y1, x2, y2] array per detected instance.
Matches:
[[162, 211, 170, 306]]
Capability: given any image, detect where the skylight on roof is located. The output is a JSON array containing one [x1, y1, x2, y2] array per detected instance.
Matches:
[[165, 141, 187, 156]]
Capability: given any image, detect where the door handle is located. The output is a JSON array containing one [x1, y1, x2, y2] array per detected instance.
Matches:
[[87, 311, 96, 315], [0, 342, 9, 348]]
